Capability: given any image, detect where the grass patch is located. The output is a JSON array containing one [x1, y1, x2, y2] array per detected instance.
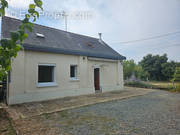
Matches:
[[125, 81, 178, 91], [171, 84, 180, 92]]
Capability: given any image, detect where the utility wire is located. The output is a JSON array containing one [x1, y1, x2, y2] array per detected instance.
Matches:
[[149, 43, 180, 51], [111, 31, 180, 44]]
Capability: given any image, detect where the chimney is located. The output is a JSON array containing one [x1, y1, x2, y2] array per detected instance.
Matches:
[[98, 33, 102, 40]]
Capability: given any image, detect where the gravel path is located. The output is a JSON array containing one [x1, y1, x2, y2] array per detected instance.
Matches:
[[14, 90, 180, 135]]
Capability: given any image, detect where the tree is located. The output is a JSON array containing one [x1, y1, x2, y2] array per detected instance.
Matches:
[[176, 62, 180, 67], [135, 65, 149, 81], [123, 60, 148, 81], [123, 60, 136, 80], [139, 54, 168, 81], [161, 61, 176, 81], [173, 67, 180, 82], [172, 67, 180, 90], [0, 0, 43, 81]]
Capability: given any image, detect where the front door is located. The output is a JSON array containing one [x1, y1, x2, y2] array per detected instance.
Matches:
[[94, 68, 100, 90]]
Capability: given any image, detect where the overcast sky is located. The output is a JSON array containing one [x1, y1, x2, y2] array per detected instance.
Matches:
[[4, 0, 180, 62]]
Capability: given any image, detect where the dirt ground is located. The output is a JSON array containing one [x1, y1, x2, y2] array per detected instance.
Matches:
[[0, 109, 16, 135]]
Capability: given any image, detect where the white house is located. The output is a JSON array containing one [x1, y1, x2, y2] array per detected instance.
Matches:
[[2, 16, 126, 105]]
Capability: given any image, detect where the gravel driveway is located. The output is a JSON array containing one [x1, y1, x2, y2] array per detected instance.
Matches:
[[13, 90, 180, 135]]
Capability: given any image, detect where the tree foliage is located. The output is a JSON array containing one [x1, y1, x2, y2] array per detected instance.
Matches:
[[124, 54, 179, 82], [173, 67, 180, 82], [139, 54, 169, 81], [123, 60, 148, 81], [161, 61, 176, 81], [0, 0, 43, 81], [123, 60, 136, 80]]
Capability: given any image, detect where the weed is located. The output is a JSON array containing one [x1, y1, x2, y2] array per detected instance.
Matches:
[[43, 113, 50, 119], [59, 111, 68, 118]]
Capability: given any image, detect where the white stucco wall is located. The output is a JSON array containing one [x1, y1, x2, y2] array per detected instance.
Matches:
[[7, 50, 124, 105]]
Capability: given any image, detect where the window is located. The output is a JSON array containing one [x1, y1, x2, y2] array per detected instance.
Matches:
[[38, 64, 57, 87], [70, 65, 78, 80], [36, 33, 45, 38]]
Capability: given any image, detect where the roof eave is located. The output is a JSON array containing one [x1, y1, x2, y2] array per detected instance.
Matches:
[[23, 44, 125, 60]]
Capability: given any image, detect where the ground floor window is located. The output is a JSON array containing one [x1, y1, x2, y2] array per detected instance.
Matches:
[[70, 65, 78, 80], [38, 64, 56, 87]]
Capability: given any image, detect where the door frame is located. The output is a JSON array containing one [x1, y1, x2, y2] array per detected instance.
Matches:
[[94, 67, 100, 91]]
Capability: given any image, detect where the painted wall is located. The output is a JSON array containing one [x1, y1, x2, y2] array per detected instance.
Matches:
[[8, 50, 124, 105]]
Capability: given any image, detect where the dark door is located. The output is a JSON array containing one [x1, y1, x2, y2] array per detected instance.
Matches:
[[94, 68, 100, 90]]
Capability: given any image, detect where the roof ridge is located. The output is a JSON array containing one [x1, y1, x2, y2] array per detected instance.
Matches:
[[3, 16, 99, 40]]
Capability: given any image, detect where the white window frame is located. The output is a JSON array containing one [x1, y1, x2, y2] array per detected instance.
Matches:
[[70, 65, 79, 81], [37, 63, 57, 87]]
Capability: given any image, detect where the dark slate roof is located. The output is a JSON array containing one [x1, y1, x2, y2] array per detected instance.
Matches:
[[2, 16, 126, 60]]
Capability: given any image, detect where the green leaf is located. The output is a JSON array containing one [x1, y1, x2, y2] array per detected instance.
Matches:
[[22, 33, 28, 40], [22, 18, 29, 23], [19, 24, 25, 30], [15, 44, 22, 52], [2, 0, 8, 7], [25, 14, 30, 19], [33, 16, 36, 22], [18, 29, 25, 36], [10, 31, 20, 42], [19, 33, 28, 43], [6, 65, 11, 71], [34, 11, 39, 18], [29, 4, 36, 9], [28, 8, 35, 14], [0, 8, 5, 16], [0, 0, 8, 16], [34, 0, 43, 9], [0, 39, 9, 48], [24, 23, 33, 32]]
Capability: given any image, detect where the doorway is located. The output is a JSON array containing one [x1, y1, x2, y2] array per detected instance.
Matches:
[[94, 68, 100, 90]]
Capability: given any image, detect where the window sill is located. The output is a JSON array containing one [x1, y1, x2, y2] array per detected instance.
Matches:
[[37, 82, 58, 87], [70, 78, 79, 82]]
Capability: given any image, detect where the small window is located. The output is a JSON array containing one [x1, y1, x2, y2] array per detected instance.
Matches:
[[70, 65, 78, 79], [36, 33, 45, 38], [38, 64, 57, 87]]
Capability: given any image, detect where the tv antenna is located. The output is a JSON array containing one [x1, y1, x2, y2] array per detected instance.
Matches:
[[62, 11, 68, 31]]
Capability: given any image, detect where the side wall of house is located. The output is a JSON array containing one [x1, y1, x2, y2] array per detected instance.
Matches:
[[7, 51, 124, 105], [88, 59, 124, 92]]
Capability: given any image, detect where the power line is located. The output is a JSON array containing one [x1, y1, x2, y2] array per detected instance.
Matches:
[[149, 43, 180, 51], [111, 31, 180, 44], [117, 42, 180, 54]]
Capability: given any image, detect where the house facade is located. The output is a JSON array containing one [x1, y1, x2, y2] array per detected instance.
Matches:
[[2, 16, 126, 105]]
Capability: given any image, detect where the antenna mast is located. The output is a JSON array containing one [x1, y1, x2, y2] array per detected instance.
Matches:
[[62, 11, 68, 31]]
